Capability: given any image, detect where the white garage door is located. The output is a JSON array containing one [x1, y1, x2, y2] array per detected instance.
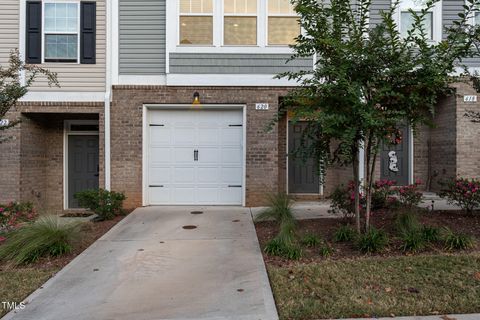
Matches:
[[146, 108, 244, 205]]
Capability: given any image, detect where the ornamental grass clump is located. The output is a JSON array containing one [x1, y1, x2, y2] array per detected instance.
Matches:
[[0, 215, 82, 266], [257, 192, 302, 260], [439, 178, 480, 214]]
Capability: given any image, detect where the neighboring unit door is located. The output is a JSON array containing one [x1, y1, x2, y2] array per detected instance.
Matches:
[[380, 126, 410, 186], [288, 121, 320, 194], [147, 109, 243, 205], [68, 135, 99, 208]]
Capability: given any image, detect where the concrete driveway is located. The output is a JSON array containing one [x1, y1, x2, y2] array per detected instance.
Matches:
[[4, 207, 278, 320]]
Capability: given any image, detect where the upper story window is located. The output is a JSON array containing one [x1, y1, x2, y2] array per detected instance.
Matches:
[[176, 0, 300, 48], [44, 2, 79, 62], [396, 0, 441, 41], [179, 0, 213, 45], [224, 0, 257, 45], [268, 0, 300, 45], [25, 1, 97, 65]]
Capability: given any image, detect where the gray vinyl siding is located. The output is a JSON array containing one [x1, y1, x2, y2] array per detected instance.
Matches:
[[119, 0, 166, 75], [443, 0, 480, 67], [370, 0, 391, 27], [169, 53, 313, 74]]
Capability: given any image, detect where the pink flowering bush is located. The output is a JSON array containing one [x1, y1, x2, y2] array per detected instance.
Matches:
[[396, 180, 424, 208], [0, 202, 38, 232], [439, 178, 480, 214], [372, 179, 397, 209]]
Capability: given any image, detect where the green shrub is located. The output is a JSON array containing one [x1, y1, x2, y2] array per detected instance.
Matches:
[[75, 189, 126, 221], [319, 244, 335, 257], [357, 228, 389, 253], [443, 228, 475, 251], [399, 229, 426, 252], [0, 216, 82, 265], [301, 233, 321, 247], [438, 178, 480, 214], [395, 211, 421, 235], [396, 182, 424, 208], [264, 237, 302, 260], [333, 225, 357, 242], [421, 225, 440, 242]]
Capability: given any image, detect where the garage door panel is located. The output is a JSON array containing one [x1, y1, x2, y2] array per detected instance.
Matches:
[[150, 147, 172, 163], [196, 187, 219, 203], [150, 127, 171, 145], [148, 187, 171, 204], [197, 167, 220, 183], [149, 167, 172, 184], [173, 128, 196, 145], [198, 147, 219, 163], [173, 187, 197, 203], [219, 188, 243, 204], [198, 128, 220, 145], [221, 148, 242, 164], [173, 167, 195, 183], [174, 148, 195, 163], [221, 167, 243, 183], [222, 128, 243, 145]]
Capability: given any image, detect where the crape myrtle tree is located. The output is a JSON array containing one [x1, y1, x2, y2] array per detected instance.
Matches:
[[0, 49, 58, 143], [280, 0, 480, 232]]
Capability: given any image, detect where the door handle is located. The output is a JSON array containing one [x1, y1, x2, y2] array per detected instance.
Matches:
[[194, 149, 198, 161]]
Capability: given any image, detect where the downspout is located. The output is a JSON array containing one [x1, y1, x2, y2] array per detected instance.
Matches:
[[104, 0, 112, 190]]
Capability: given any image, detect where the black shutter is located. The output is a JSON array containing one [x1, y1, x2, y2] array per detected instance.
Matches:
[[80, 2, 96, 64], [26, 1, 42, 64]]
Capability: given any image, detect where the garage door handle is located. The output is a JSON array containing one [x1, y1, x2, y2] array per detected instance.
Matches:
[[194, 150, 198, 161], [228, 185, 242, 188], [149, 185, 164, 188]]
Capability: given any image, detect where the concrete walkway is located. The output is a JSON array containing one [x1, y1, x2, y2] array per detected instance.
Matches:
[[4, 207, 278, 320]]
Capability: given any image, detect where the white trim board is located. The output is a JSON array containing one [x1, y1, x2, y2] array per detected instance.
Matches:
[[21, 92, 105, 102], [142, 104, 247, 207]]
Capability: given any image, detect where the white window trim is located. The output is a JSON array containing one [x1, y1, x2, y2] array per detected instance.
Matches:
[[466, 1, 479, 26], [392, 0, 442, 42], [42, 0, 81, 64], [170, 0, 297, 54]]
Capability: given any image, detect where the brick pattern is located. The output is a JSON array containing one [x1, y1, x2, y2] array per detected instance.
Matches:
[[111, 86, 290, 208]]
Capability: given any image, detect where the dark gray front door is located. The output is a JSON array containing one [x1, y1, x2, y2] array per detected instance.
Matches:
[[68, 135, 99, 208], [288, 122, 320, 194], [380, 126, 410, 186]]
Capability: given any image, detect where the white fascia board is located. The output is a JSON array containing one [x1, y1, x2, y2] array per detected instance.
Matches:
[[166, 74, 301, 86], [21, 92, 105, 102]]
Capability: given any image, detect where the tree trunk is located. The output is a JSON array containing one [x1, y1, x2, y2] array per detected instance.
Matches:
[[365, 135, 378, 232], [352, 152, 361, 233]]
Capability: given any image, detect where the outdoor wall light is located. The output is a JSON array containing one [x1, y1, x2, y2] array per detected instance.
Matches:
[[193, 92, 201, 105]]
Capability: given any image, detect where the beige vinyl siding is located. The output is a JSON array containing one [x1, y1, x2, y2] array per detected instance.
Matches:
[[0, 0, 19, 68], [30, 0, 106, 92]]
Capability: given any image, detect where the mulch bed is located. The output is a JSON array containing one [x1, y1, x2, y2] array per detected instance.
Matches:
[[255, 209, 480, 267], [0, 213, 130, 272]]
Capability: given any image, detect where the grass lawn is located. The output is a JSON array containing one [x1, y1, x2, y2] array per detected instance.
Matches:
[[268, 254, 480, 319], [0, 267, 60, 317]]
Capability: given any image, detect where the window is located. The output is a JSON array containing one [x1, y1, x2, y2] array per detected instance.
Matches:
[[476, 12, 480, 25], [397, 0, 440, 41], [224, 0, 257, 45], [268, 0, 300, 45], [179, 0, 214, 45], [44, 2, 79, 62]]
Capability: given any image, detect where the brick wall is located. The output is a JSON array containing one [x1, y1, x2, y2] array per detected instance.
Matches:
[[111, 86, 290, 208], [453, 82, 480, 179], [0, 102, 103, 213]]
